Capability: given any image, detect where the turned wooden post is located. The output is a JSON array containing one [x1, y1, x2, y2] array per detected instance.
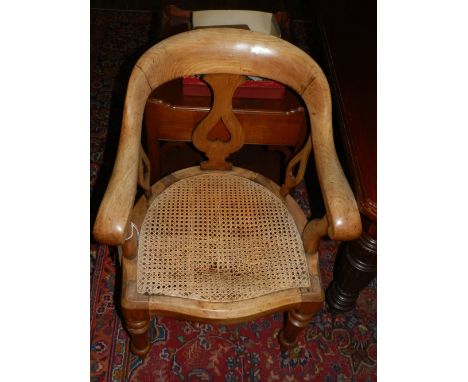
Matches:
[[326, 217, 377, 312], [122, 309, 151, 357], [278, 302, 322, 351], [138, 145, 152, 199]]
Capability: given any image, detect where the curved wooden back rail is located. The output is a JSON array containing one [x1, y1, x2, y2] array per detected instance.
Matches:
[[93, 28, 362, 246]]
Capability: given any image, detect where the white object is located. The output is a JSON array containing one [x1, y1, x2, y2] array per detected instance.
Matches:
[[192, 10, 281, 37]]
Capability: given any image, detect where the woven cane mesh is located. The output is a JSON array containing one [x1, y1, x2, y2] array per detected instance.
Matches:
[[137, 173, 310, 302]]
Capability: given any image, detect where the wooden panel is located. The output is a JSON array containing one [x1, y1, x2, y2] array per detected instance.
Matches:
[[145, 97, 305, 146]]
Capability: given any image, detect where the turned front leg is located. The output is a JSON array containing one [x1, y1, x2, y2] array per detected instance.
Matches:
[[122, 309, 151, 357], [278, 302, 322, 351]]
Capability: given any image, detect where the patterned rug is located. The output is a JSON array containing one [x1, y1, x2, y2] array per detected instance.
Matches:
[[90, 9, 376, 382]]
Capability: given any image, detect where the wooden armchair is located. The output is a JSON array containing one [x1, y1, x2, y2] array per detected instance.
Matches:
[[93, 28, 361, 357]]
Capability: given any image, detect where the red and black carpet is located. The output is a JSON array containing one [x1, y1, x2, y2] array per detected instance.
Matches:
[[90, 9, 376, 381]]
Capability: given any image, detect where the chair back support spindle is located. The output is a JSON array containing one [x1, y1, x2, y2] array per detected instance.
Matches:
[[138, 145, 152, 199]]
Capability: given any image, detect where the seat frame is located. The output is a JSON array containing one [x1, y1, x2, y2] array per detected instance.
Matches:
[[122, 167, 324, 355], [94, 28, 362, 356]]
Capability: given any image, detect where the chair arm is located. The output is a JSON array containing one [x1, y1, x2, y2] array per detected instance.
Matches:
[[300, 73, 361, 242], [314, 144, 362, 241], [93, 147, 139, 246], [93, 67, 152, 246]]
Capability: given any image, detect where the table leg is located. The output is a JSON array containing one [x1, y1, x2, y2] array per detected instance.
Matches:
[[326, 218, 377, 313]]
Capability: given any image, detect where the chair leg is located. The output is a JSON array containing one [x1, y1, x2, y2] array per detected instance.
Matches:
[[122, 309, 151, 357], [278, 302, 321, 352]]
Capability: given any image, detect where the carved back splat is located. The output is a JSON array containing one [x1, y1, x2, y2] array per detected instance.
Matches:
[[192, 74, 247, 170]]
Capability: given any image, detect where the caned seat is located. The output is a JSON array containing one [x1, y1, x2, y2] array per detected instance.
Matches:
[[93, 28, 362, 357], [137, 169, 311, 302]]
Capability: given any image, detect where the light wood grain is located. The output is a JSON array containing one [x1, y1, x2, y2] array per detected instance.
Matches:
[[138, 145, 152, 200], [302, 215, 329, 255], [93, 28, 362, 355], [278, 302, 322, 350], [122, 167, 322, 324], [93, 28, 361, 246], [192, 74, 247, 170]]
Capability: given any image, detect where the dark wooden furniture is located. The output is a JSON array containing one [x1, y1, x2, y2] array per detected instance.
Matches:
[[313, 0, 377, 312]]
